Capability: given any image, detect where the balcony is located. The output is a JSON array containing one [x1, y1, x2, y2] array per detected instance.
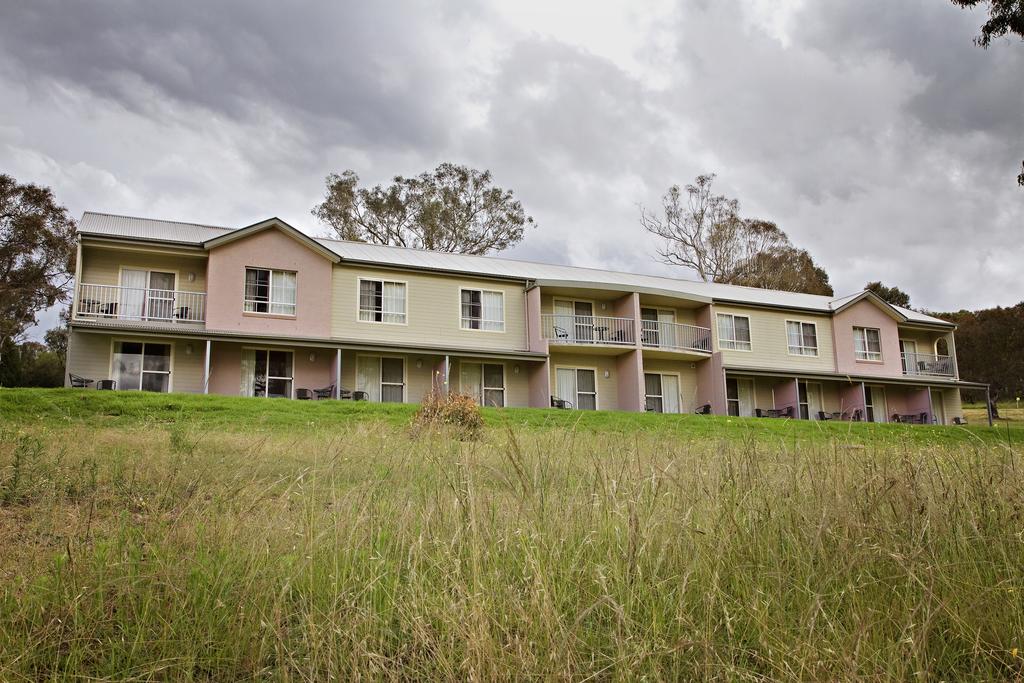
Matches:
[[901, 352, 955, 378], [75, 283, 206, 325], [641, 320, 712, 353], [541, 314, 635, 346]]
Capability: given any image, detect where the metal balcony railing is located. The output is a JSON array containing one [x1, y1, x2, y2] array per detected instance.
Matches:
[[541, 314, 635, 345], [640, 320, 712, 353], [901, 351, 954, 377], [75, 283, 206, 324]]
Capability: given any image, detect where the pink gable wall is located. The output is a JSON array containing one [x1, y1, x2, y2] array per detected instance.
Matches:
[[205, 228, 334, 337], [832, 299, 904, 377]]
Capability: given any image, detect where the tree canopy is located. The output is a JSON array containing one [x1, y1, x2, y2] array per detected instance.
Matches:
[[312, 163, 534, 255], [865, 281, 912, 308], [640, 174, 833, 295], [938, 302, 1024, 401], [0, 174, 76, 348], [951, 0, 1024, 46]]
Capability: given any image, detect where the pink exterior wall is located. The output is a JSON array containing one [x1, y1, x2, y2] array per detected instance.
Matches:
[[205, 227, 334, 337], [839, 382, 865, 419], [612, 292, 644, 412], [525, 287, 548, 353], [832, 299, 904, 377], [696, 353, 725, 414], [773, 378, 799, 415], [528, 359, 550, 407]]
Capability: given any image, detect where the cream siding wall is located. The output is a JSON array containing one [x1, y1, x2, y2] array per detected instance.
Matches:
[[540, 294, 622, 315], [80, 246, 208, 292], [450, 358, 530, 408], [713, 305, 836, 372], [641, 358, 699, 413], [67, 331, 205, 393], [332, 266, 527, 351], [940, 387, 962, 422], [548, 352, 620, 411]]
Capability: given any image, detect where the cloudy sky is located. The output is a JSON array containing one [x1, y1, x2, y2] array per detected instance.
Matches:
[[2, 0, 1022, 336]]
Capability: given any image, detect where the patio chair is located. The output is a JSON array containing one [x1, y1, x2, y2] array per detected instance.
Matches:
[[98, 302, 118, 316], [550, 395, 572, 409], [852, 409, 863, 422], [694, 403, 711, 415], [552, 326, 570, 340], [953, 416, 968, 425], [174, 306, 191, 320], [920, 412, 930, 425], [817, 411, 832, 421], [314, 384, 335, 400], [352, 391, 368, 401], [296, 388, 313, 400], [755, 408, 763, 417], [97, 379, 116, 390], [780, 406, 793, 418], [69, 373, 94, 388]]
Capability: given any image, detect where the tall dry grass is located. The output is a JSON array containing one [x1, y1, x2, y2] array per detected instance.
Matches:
[[1, 421, 1022, 680]]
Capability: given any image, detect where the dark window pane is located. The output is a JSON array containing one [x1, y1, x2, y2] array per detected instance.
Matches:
[[577, 393, 596, 410], [268, 351, 291, 378], [734, 316, 751, 342], [142, 344, 171, 371], [381, 384, 404, 403], [141, 372, 169, 393], [645, 373, 661, 396], [120, 341, 144, 355], [267, 378, 291, 398], [798, 382, 808, 402], [381, 358, 403, 384], [483, 364, 503, 388], [576, 369, 596, 393], [726, 378, 738, 400], [483, 388, 504, 407], [646, 397, 663, 413]]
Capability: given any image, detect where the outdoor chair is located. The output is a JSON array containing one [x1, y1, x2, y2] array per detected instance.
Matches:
[[96, 379, 116, 390], [351, 391, 368, 401], [920, 412, 930, 424], [818, 411, 832, 421], [296, 388, 313, 400], [780, 406, 793, 418], [694, 403, 711, 415], [552, 326, 570, 340], [69, 373, 94, 388], [98, 302, 118, 316], [953, 416, 968, 425], [852, 409, 863, 421], [315, 384, 335, 400], [755, 408, 763, 417], [551, 395, 572, 409], [174, 306, 191, 320]]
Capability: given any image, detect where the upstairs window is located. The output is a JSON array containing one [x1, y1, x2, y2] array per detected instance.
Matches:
[[854, 327, 882, 361], [460, 289, 504, 331], [717, 313, 752, 351], [244, 268, 296, 315], [358, 279, 407, 324], [786, 320, 818, 356]]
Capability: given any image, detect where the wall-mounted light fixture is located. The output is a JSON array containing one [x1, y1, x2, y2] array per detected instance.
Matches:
[[513, 365, 520, 375], [184, 343, 193, 355], [416, 359, 423, 369], [309, 352, 316, 362], [600, 302, 607, 310], [187, 272, 196, 282], [603, 370, 610, 379]]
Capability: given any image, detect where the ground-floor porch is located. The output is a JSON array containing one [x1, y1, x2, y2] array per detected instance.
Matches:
[[721, 370, 965, 425], [65, 328, 539, 407]]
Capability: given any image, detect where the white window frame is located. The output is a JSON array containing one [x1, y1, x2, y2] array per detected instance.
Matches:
[[853, 326, 883, 361], [357, 278, 408, 325], [356, 354, 407, 403], [554, 365, 599, 410], [117, 267, 180, 321], [644, 371, 681, 414], [785, 320, 819, 357], [717, 313, 752, 351], [109, 338, 175, 392], [244, 267, 297, 316], [459, 361, 507, 407], [459, 288, 505, 332], [242, 347, 295, 399]]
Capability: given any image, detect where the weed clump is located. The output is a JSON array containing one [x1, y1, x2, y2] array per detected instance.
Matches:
[[411, 391, 483, 440]]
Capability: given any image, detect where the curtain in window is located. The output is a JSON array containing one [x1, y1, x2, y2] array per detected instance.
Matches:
[[120, 269, 148, 319], [480, 292, 503, 331], [357, 356, 381, 402], [662, 375, 680, 413], [380, 357, 404, 402], [382, 282, 405, 323], [461, 290, 481, 328], [460, 362, 483, 403], [245, 269, 270, 312], [787, 321, 803, 350], [240, 349, 256, 396], [718, 315, 734, 343], [113, 341, 143, 389], [734, 316, 751, 343], [270, 272, 296, 314], [555, 368, 576, 406], [575, 370, 597, 410], [359, 281, 380, 321], [482, 363, 504, 407]]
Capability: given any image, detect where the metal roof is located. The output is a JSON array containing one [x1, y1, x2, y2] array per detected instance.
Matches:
[[77, 212, 954, 327]]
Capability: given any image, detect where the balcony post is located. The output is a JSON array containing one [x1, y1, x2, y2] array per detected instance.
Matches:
[[203, 339, 211, 394], [335, 348, 342, 398]]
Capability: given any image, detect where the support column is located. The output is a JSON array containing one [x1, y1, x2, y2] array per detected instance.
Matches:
[[986, 385, 993, 427], [203, 339, 212, 394], [335, 348, 342, 398]]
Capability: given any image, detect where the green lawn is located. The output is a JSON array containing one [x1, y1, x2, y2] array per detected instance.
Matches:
[[2, 388, 1023, 680], [2, 388, 1019, 447]]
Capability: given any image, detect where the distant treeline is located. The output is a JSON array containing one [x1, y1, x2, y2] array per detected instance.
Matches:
[[933, 302, 1024, 402]]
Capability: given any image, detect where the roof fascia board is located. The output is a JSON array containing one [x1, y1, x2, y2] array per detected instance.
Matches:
[[535, 279, 713, 303], [336, 257, 531, 284], [78, 233, 206, 252], [710, 298, 832, 316]]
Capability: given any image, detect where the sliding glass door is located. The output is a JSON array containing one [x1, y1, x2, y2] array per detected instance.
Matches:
[[113, 341, 171, 392], [356, 356, 406, 403], [241, 349, 293, 398]]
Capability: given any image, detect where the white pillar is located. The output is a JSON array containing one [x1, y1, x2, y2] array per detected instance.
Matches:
[[203, 339, 211, 394], [335, 348, 342, 398]]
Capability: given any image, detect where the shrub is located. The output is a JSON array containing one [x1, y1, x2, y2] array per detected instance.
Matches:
[[411, 391, 483, 440]]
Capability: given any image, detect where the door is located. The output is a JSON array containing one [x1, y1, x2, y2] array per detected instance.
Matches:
[[865, 386, 887, 423], [120, 269, 147, 319], [662, 374, 680, 413], [726, 378, 754, 417], [930, 390, 945, 425], [573, 301, 594, 342], [900, 340, 918, 374], [553, 300, 575, 341], [799, 382, 824, 419], [645, 373, 663, 412], [641, 308, 659, 346], [147, 271, 176, 320], [460, 362, 483, 404], [556, 368, 597, 410], [356, 356, 381, 402], [113, 341, 171, 392]]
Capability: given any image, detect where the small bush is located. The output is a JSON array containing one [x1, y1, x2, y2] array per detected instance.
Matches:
[[411, 391, 483, 440]]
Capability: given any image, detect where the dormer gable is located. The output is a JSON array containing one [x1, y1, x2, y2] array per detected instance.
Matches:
[[203, 217, 339, 262]]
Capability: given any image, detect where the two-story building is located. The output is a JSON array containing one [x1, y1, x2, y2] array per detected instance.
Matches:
[[65, 212, 984, 424]]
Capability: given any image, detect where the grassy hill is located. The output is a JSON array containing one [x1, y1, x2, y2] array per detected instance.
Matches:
[[2, 389, 1023, 680]]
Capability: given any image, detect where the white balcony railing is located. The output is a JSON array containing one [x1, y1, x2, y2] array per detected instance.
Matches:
[[542, 314, 635, 345], [641, 320, 712, 353], [901, 352, 955, 377], [75, 283, 206, 324]]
